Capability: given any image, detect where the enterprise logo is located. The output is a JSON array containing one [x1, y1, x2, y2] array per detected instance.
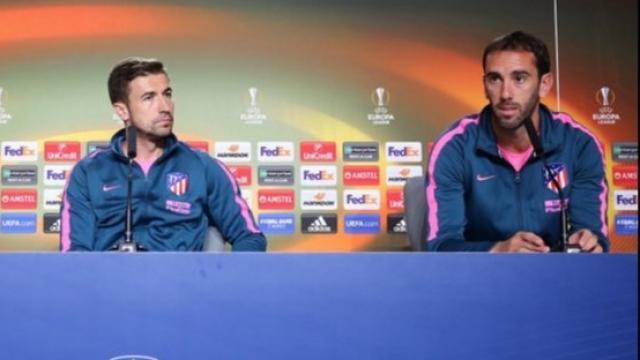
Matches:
[[86, 141, 110, 155], [214, 142, 251, 162], [343, 142, 379, 162], [1, 165, 38, 185], [258, 165, 294, 186], [258, 213, 295, 235], [344, 214, 380, 234], [612, 142, 638, 162]]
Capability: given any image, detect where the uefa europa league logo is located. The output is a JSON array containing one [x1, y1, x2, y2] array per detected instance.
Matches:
[[368, 86, 394, 125], [372, 86, 390, 108], [596, 86, 615, 109], [0, 86, 13, 125], [248, 87, 259, 107], [241, 86, 267, 125], [592, 85, 620, 125]]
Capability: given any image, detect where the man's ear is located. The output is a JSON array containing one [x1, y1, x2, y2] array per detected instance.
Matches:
[[538, 73, 554, 98], [113, 102, 130, 124]]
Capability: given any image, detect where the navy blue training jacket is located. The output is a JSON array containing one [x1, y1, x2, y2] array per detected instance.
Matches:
[[60, 129, 266, 251], [425, 104, 609, 251]]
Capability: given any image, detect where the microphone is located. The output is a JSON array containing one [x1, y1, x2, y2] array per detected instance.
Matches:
[[126, 125, 137, 159], [114, 125, 145, 252], [523, 117, 580, 253]]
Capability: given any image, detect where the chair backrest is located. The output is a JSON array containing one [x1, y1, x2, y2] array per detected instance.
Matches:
[[203, 226, 226, 251], [403, 175, 426, 251]]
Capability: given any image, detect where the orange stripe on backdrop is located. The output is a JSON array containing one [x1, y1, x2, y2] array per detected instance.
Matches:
[[0, 5, 237, 44]]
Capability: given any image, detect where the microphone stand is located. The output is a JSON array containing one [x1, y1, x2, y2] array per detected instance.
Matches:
[[115, 126, 146, 252], [523, 117, 581, 253]]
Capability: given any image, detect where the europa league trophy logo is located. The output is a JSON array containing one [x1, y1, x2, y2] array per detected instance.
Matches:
[[368, 86, 394, 125], [0, 87, 13, 125], [249, 87, 259, 107], [373, 87, 390, 108], [596, 86, 615, 109], [593, 86, 620, 125], [241, 86, 267, 125]]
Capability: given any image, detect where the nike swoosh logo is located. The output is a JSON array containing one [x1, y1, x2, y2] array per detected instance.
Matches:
[[102, 184, 121, 192], [476, 174, 496, 181]]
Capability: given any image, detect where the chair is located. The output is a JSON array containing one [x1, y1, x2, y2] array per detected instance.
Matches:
[[203, 226, 226, 251], [403, 175, 427, 251]]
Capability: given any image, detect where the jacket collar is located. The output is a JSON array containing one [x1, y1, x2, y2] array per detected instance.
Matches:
[[110, 128, 179, 162], [475, 103, 562, 157]]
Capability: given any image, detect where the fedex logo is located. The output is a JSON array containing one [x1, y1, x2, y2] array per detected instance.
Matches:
[[44, 165, 72, 186], [614, 190, 638, 211], [386, 189, 404, 210], [257, 142, 294, 162], [44, 141, 81, 162], [343, 166, 380, 186], [385, 142, 422, 162], [1, 142, 38, 162], [343, 190, 380, 210], [300, 141, 336, 162], [300, 166, 337, 186], [227, 166, 252, 186], [612, 165, 637, 187]]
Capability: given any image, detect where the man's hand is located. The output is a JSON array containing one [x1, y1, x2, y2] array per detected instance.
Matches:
[[568, 229, 603, 253], [490, 231, 550, 253]]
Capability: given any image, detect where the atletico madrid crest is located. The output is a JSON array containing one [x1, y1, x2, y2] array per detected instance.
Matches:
[[167, 172, 189, 196], [543, 163, 569, 193]]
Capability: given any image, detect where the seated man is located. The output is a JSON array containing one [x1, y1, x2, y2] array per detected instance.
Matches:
[[425, 31, 608, 253], [60, 57, 266, 251]]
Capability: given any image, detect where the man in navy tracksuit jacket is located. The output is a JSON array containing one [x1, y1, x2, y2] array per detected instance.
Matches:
[[60, 57, 266, 251], [426, 31, 608, 253]]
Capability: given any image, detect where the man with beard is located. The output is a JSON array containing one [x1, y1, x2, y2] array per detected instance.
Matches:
[[61, 57, 266, 251], [425, 31, 608, 252]]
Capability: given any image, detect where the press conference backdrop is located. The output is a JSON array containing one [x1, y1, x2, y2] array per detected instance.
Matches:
[[0, 0, 637, 252]]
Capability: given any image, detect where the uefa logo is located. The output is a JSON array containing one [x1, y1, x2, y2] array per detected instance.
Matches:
[[593, 86, 620, 125], [368, 86, 395, 125]]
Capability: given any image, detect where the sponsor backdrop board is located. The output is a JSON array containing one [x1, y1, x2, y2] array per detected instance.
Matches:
[[0, 0, 636, 252]]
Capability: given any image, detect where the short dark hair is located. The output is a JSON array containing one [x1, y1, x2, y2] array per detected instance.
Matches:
[[482, 31, 551, 77], [108, 57, 167, 104]]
